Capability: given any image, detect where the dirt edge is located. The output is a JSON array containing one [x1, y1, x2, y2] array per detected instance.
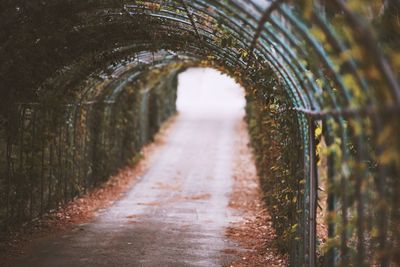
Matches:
[[225, 118, 288, 267]]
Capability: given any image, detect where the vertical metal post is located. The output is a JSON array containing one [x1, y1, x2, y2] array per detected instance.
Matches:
[[29, 108, 36, 219], [309, 118, 317, 267], [324, 120, 336, 267], [18, 107, 25, 222], [71, 105, 78, 197], [40, 126, 45, 215], [5, 128, 12, 229], [49, 142, 53, 208]]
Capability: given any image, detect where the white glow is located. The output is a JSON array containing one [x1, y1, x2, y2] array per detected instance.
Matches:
[[177, 68, 245, 117]]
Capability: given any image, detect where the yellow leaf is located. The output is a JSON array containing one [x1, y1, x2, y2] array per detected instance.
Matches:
[[315, 125, 322, 137]]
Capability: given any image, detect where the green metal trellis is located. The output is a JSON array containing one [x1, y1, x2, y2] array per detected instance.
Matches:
[[0, 0, 399, 266]]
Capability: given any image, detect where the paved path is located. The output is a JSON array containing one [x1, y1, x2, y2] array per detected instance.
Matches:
[[11, 68, 246, 267]]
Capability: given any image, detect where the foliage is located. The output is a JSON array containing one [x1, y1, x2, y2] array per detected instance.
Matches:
[[0, 64, 179, 232], [245, 71, 303, 253], [0, 0, 399, 266]]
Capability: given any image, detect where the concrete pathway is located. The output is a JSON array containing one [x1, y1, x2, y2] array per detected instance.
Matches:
[[11, 68, 246, 267]]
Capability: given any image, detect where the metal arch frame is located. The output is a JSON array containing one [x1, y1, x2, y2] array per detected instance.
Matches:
[[127, 2, 398, 267], [94, 1, 400, 265]]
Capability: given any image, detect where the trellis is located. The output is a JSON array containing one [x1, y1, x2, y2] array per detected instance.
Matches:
[[0, 0, 399, 266], [0, 53, 181, 231]]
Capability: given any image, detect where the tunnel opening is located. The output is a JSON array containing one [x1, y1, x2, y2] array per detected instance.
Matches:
[[177, 68, 246, 117]]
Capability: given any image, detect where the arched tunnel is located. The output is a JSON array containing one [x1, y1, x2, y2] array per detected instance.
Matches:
[[0, 0, 399, 266]]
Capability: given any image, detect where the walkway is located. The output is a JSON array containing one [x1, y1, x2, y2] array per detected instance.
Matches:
[[11, 69, 247, 267]]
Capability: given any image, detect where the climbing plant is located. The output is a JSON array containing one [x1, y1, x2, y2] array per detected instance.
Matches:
[[0, 0, 399, 266], [245, 68, 304, 253]]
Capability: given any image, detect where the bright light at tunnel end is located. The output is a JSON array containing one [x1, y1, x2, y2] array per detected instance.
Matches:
[[177, 68, 246, 117]]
